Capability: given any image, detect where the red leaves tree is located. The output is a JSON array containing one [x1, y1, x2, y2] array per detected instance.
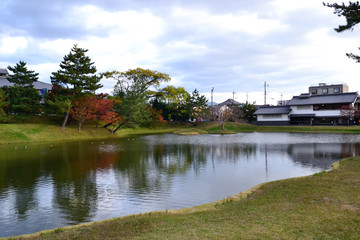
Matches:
[[70, 96, 98, 132], [95, 95, 114, 127], [102, 111, 124, 133], [340, 105, 358, 125]]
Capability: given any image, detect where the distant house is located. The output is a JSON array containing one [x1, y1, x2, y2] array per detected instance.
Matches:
[[254, 106, 292, 126], [211, 99, 245, 122], [0, 68, 8, 78], [0, 68, 52, 97]]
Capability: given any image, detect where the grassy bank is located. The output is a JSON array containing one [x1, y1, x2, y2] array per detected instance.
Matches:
[[1, 121, 360, 145], [10, 157, 360, 239], [0, 122, 181, 144]]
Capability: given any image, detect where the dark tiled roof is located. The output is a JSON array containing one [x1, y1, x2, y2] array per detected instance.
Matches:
[[0, 79, 52, 89], [218, 99, 241, 107], [287, 92, 358, 105], [0, 68, 8, 75], [255, 106, 291, 115]]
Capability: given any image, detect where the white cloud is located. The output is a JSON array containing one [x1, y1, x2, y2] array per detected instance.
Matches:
[[0, 35, 28, 55], [170, 7, 288, 36]]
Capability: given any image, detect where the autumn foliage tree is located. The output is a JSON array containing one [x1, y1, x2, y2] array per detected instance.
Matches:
[[103, 68, 171, 131], [95, 94, 114, 127], [340, 105, 358, 125], [101, 111, 123, 133], [70, 96, 98, 131]]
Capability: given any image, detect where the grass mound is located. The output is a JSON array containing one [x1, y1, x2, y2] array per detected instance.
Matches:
[[174, 128, 208, 135]]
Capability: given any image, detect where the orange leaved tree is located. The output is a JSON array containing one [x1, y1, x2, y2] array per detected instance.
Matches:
[[70, 96, 98, 132]]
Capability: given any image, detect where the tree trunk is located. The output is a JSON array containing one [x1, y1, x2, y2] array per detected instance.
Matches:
[[112, 121, 126, 133], [103, 122, 113, 128], [221, 122, 225, 130], [61, 106, 71, 130], [193, 118, 198, 126], [78, 122, 82, 132]]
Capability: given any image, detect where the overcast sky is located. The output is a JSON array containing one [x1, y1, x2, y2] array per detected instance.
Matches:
[[1, 0, 360, 104]]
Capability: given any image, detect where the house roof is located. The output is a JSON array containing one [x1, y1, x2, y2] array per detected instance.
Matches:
[[218, 98, 241, 107], [254, 106, 291, 115], [0, 78, 53, 89], [287, 92, 358, 106], [0, 68, 8, 76]]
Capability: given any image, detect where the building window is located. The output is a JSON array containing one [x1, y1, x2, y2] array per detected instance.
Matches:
[[313, 104, 342, 111], [334, 87, 340, 93], [311, 89, 317, 94], [322, 88, 328, 94], [297, 105, 311, 110]]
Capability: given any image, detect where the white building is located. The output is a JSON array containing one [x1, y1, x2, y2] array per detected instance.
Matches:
[[255, 92, 358, 126]]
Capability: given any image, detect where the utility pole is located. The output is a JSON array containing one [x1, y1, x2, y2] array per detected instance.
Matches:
[[211, 87, 214, 107], [264, 81, 267, 106]]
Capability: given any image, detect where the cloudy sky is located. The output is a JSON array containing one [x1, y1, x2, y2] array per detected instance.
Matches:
[[1, 0, 360, 104]]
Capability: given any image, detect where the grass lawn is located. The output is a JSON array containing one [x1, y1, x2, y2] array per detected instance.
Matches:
[[11, 157, 360, 240]]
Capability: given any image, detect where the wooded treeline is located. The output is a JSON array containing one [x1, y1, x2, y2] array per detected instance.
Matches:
[[0, 44, 210, 132]]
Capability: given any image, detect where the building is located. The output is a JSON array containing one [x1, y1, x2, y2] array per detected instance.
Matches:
[[210, 99, 245, 122], [309, 83, 348, 95], [0, 68, 9, 78], [0, 68, 52, 97], [287, 92, 358, 125], [255, 83, 358, 126], [254, 106, 291, 125]]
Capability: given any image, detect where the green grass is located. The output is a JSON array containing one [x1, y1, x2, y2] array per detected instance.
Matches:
[[174, 128, 208, 135], [11, 157, 360, 240], [1, 120, 360, 145]]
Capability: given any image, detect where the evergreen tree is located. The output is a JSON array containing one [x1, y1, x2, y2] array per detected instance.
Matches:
[[4, 61, 42, 121], [324, 2, 360, 61], [7, 60, 39, 87], [241, 101, 257, 123], [0, 88, 9, 122], [49, 44, 102, 129], [186, 89, 208, 124]]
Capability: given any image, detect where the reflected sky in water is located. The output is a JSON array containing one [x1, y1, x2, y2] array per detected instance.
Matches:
[[0, 132, 360, 237]]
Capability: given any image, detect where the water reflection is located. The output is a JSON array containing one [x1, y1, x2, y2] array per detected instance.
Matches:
[[0, 132, 360, 237]]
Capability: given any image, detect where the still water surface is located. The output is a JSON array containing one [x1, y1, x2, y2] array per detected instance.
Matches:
[[1, 132, 360, 237]]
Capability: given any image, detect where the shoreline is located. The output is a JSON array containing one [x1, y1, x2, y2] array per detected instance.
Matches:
[[1, 122, 360, 146]]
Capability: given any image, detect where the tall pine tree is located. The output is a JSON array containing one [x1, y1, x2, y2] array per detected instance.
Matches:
[[50, 44, 102, 129], [4, 61, 41, 121]]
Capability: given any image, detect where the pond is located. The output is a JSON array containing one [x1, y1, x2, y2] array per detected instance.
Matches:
[[1, 132, 360, 237]]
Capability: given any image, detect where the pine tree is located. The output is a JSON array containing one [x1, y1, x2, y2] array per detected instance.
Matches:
[[49, 44, 102, 129], [7, 60, 39, 87], [324, 2, 360, 61], [51, 44, 102, 94], [4, 61, 42, 121]]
